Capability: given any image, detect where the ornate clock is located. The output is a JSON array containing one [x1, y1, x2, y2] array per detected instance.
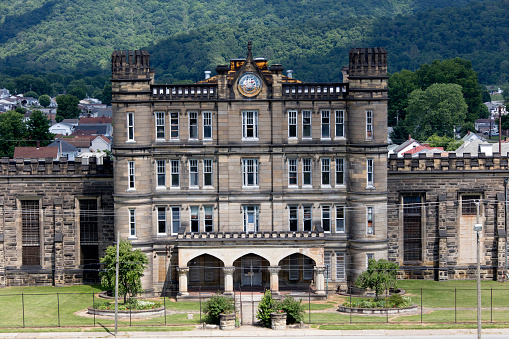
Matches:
[[237, 73, 262, 97]]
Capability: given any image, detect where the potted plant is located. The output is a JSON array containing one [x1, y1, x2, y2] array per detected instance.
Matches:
[[203, 294, 235, 330]]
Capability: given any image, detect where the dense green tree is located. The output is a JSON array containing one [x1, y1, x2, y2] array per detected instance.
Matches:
[[38, 94, 51, 108], [100, 240, 149, 303], [23, 91, 38, 98], [355, 259, 399, 300], [0, 110, 27, 158], [388, 70, 419, 125], [56, 94, 81, 121], [98, 84, 112, 106], [403, 83, 468, 141], [26, 110, 54, 147], [501, 84, 509, 104]]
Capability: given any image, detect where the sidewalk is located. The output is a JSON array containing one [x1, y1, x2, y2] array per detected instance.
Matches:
[[2, 326, 509, 338]]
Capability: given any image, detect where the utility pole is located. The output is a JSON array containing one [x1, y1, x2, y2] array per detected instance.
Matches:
[[115, 231, 119, 336], [499, 106, 502, 153], [475, 201, 482, 339]]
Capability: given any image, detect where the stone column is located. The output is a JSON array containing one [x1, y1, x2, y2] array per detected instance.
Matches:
[[177, 267, 189, 296], [314, 266, 326, 295], [222, 267, 235, 295], [268, 266, 281, 295]]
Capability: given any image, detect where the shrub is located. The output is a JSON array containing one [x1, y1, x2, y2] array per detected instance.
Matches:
[[203, 294, 234, 324], [93, 299, 162, 310], [257, 290, 276, 327], [278, 295, 304, 324], [355, 259, 399, 299]]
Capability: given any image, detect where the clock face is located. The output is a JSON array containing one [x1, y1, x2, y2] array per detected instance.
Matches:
[[238, 73, 262, 97]]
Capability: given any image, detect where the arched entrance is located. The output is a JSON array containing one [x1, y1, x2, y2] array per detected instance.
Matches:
[[233, 253, 270, 290], [278, 253, 316, 291], [187, 254, 224, 292]]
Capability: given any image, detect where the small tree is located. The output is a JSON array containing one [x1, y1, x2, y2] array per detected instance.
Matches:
[[203, 294, 234, 324], [38, 95, 51, 108], [100, 240, 149, 303], [278, 295, 304, 324], [355, 259, 399, 299]]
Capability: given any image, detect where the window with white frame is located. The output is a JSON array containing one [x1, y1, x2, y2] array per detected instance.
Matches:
[[336, 252, 346, 280], [366, 110, 373, 139], [367, 206, 374, 234], [243, 205, 259, 232], [156, 160, 165, 188], [189, 159, 199, 188], [170, 160, 180, 188], [302, 110, 311, 138], [127, 112, 134, 141], [189, 111, 198, 140], [203, 159, 213, 187], [170, 112, 179, 140], [321, 110, 330, 139], [289, 206, 298, 232], [203, 111, 212, 140], [128, 161, 135, 190], [171, 207, 181, 234], [157, 207, 166, 234], [242, 111, 258, 139], [288, 110, 297, 138], [335, 110, 344, 138], [303, 158, 312, 186], [190, 206, 199, 232], [303, 205, 312, 231], [322, 205, 331, 232], [367, 158, 374, 187], [324, 252, 332, 280], [366, 253, 374, 268], [289, 255, 299, 280], [335, 158, 344, 186], [288, 159, 298, 186], [303, 257, 314, 280], [336, 205, 345, 233], [155, 112, 165, 140], [321, 158, 330, 186], [129, 209, 136, 238], [204, 206, 213, 232], [242, 159, 259, 187]]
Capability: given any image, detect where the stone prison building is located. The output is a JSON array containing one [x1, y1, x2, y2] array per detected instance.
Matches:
[[1, 44, 508, 293]]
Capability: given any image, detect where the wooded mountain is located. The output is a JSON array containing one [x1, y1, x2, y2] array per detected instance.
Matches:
[[0, 0, 506, 84]]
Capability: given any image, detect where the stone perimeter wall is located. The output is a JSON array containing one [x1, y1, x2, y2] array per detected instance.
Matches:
[[0, 157, 114, 286], [388, 153, 509, 281]]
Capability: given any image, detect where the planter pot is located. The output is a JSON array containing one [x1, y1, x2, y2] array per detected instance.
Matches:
[[87, 306, 165, 318], [270, 312, 287, 330], [219, 313, 236, 330], [337, 304, 418, 314]]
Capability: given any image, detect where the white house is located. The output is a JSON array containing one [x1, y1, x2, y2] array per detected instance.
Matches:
[[49, 122, 74, 136], [90, 135, 111, 153]]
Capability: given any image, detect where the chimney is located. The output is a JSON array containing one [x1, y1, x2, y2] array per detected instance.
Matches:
[[286, 70, 293, 78], [204, 71, 211, 80], [36, 141, 40, 149]]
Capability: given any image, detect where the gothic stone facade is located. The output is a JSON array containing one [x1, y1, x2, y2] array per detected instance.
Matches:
[[111, 45, 388, 295], [388, 153, 509, 281], [0, 157, 114, 286]]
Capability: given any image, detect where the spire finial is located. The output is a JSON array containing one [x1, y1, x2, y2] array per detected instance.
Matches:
[[247, 41, 253, 60]]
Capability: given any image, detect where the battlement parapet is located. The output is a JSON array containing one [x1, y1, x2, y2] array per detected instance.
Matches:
[[0, 156, 113, 176], [388, 153, 509, 172], [111, 50, 154, 80], [348, 47, 387, 77]]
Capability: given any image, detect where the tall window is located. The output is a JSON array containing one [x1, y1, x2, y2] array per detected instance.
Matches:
[[170, 112, 179, 140], [171, 207, 181, 234], [243, 206, 259, 232], [128, 161, 135, 189], [242, 111, 258, 139], [336, 205, 345, 233], [204, 206, 213, 232], [79, 199, 98, 272], [289, 206, 298, 232], [403, 196, 422, 261], [321, 158, 330, 186], [155, 112, 165, 140], [336, 252, 346, 280], [366, 110, 373, 139], [189, 159, 198, 188], [170, 160, 180, 188], [288, 159, 298, 186], [22, 200, 40, 266], [129, 209, 136, 238], [367, 206, 374, 234], [303, 205, 312, 231], [324, 252, 332, 280], [321, 205, 331, 233], [189, 111, 198, 139], [367, 158, 374, 187], [321, 110, 330, 138], [289, 255, 299, 280], [303, 158, 312, 186], [127, 112, 134, 141], [288, 110, 297, 138], [157, 207, 166, 234], [203, 159, 213, 187], [190, 206, 199, 232], [335, 110, 344, 138], [302, 110, 311, 138], [242, 159, 259, 187], [203, 111, 212, 139], [335, 158, 344, 186], [156, 160, 165, 188]]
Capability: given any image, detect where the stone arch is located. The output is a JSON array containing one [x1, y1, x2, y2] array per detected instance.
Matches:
[[187, 253, 225, 290], [178, 249, 227, 267], [273, 248, 323, 267], [278, 252, 317, 286]]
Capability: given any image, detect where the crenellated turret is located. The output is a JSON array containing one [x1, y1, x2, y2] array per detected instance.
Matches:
[[111, 50, 154, 80], [348, 47, 387, 77]]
